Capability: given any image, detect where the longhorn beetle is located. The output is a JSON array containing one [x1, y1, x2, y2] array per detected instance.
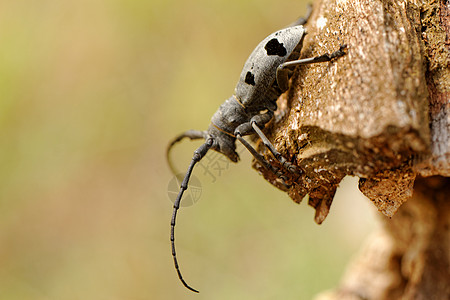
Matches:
[[167, 10, 347, 292]]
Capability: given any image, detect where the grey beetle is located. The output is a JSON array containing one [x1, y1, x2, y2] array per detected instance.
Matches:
[[167, 14, 346, 293]]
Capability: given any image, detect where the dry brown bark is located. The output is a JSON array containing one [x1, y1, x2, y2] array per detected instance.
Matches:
[[254, 0, 450, 299]]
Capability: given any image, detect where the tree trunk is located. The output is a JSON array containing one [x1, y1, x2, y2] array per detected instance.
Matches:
[[255, 0, 450, 299]]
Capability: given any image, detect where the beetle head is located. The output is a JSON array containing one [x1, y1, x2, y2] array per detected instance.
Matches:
[[206, 124, 240, 163]]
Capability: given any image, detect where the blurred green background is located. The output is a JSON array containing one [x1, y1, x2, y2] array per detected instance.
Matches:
[[0, 0, 377, 299]]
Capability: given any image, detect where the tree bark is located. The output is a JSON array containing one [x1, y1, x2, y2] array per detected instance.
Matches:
[[254, 0, 450, 298]]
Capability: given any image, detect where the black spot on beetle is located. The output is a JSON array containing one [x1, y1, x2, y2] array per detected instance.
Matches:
[[265, 38, 287, 57], [245, 71, 255, 86]]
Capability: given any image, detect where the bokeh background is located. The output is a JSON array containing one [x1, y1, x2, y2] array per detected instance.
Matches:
[[0, 0, 377, 299]]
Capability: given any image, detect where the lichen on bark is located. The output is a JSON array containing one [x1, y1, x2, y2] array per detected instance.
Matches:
[[255, 0, 448, 222], [253, 0, 450, 298]]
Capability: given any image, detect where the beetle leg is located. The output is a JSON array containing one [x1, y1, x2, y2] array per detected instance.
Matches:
[[251, 121, 300, 175], [235, 111, 300, 182], [276, 44, 347, 91], [248, 112, 299, 174], [235, 133, 290, 186], [234, 121, 290, 185], [287, 4, 312, 27]]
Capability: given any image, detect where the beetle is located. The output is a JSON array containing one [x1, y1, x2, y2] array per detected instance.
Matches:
[[167, 13, 346, 293]]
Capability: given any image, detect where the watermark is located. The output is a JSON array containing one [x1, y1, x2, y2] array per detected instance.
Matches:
[[167, 144, 247, 206], [197, 144, 247, 183], [167, 173, 202, 207], [197, 151, 231, 183]]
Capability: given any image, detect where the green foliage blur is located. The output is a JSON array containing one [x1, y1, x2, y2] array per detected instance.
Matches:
[[0, 0, 376, 299]]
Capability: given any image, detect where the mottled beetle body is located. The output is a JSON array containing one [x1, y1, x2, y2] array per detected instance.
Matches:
[[208, 25, 306, 163], [236, 25, 306, 110], [167, 14, 346, 293]]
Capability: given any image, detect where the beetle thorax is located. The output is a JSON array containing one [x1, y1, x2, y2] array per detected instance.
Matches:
[[207, 95, 252, 162]]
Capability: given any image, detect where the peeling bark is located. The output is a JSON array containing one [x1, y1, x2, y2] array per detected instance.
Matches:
[[254, 0, 450, 298], [315, 177, 450, 300]]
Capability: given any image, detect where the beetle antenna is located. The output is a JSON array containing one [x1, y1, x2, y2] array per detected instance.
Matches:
[[167, 130, 208, 175], [171, 138, 214, 293]]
